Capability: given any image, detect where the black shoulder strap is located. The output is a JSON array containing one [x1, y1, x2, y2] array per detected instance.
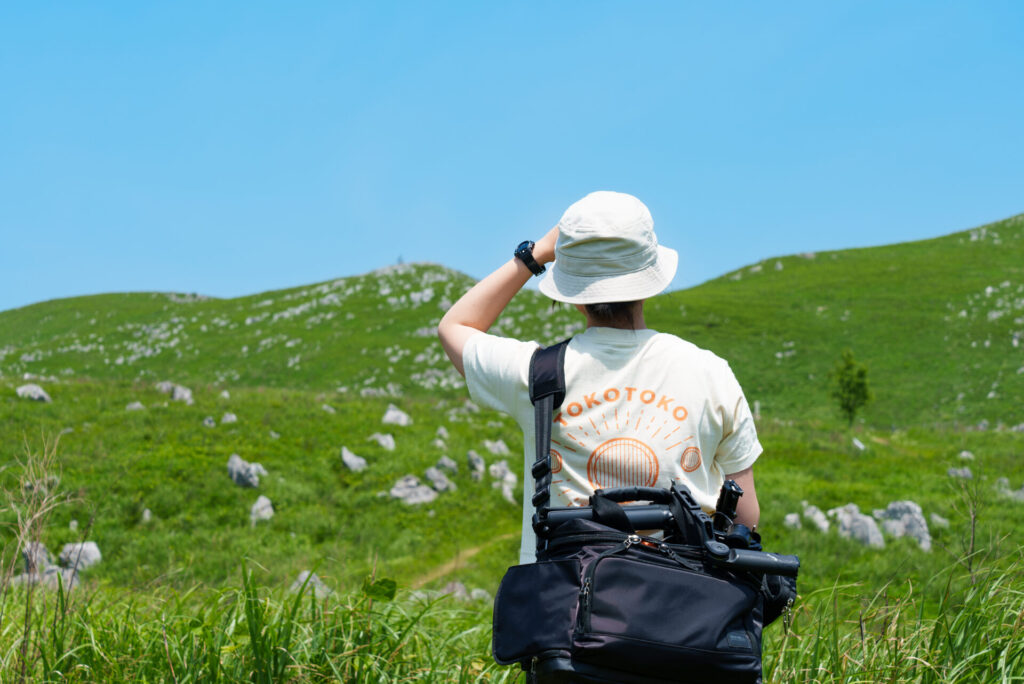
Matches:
[[529, 338, 568, 408], [528, 338, 570, 553]]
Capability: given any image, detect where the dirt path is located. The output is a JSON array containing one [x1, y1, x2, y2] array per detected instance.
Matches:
[[411, 532, 518, 589]]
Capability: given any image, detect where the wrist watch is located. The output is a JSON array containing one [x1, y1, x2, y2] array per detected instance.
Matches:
[[514, 240, 546, 276]]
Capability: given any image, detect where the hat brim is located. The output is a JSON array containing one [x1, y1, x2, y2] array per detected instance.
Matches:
[[537, 246, 678, 305]]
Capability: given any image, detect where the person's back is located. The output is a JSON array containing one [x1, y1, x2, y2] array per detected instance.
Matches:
[[439, 191, 761, 563]]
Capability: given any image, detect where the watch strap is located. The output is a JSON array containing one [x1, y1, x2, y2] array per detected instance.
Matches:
[[515, 240, 546, 276]]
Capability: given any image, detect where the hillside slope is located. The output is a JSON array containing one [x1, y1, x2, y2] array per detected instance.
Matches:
[[3, 213, 1023, 427], [647, 213, 1024, 426]]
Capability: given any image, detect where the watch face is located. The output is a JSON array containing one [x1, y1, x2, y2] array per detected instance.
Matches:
[[515, 240, 543, 275]]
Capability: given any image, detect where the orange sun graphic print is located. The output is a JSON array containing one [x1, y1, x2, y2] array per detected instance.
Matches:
[[551, 387, 697, 497], [680, 446, 702, 472], [588, 437, 658, 488]]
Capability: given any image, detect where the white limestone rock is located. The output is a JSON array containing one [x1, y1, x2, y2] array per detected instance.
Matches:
[[171, 385, 194, 405], [12, 567, 78, 591], [368, 433, 396, 451], [958, 450, 975, 460], [221, 412, 238, 424], [802, 503, 830, 533], [436, 426, 449, 440], [341, 446, 367, 472], [23, 541, 53, 574], [59, 541, 102, 571], [228, 453, 268, 488], [467, 450, 486, 481], [783, 513, 802, 529], [435, 455, 458, 474], [125, 401, 146, 412], [16, 384, 51, 402], [382, 404, 412, 426], [425, 466, 456, 492], [874, 500, 931, 551], [250, 495, 274, 525], [322, 404, 337, 414], [390, 475, 438, 505], [489, 460, 517, 504], [827, 504, 885, 548], [484, 439, 511, 456], [995, 477, 1024, 502], [156, 381, 194, 405]]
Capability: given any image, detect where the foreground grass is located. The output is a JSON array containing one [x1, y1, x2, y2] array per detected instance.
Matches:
[[766, 557, 1024, 683], [0, 554, 1021, 683], [0, 569, 515, 683]]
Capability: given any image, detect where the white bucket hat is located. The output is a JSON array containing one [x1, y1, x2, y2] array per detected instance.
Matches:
[[538, 191, 678, 305]]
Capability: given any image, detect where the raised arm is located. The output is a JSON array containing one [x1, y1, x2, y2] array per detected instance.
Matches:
[[438, 226, 558, 376]]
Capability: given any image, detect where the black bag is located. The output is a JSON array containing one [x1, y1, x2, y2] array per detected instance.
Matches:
[[491, 340, 799, 683]]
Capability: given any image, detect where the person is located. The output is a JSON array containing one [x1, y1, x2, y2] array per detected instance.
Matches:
[[438, 191, 761, 563]]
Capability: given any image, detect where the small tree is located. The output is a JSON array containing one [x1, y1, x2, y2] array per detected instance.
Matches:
[[829, 349, 873, 426]]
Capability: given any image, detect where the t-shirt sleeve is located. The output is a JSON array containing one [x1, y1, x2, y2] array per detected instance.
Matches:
[[712, 362, 763, 475], [462, 332, 539, 416]]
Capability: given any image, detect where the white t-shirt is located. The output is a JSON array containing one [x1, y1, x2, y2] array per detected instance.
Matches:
[[463, 326, 762, 563]]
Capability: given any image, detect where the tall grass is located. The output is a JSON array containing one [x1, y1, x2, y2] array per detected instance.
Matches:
[[0, 555, 1020, 682], [0, 572, 515, 682], [765, 555, 1024, 683]]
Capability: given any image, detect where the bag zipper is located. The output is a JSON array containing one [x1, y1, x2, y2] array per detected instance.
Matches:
[[549, 532, 703, 561], [577, 535, 640, 633]]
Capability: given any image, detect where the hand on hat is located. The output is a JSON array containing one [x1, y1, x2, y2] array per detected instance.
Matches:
[[534, 225, 559, 265]]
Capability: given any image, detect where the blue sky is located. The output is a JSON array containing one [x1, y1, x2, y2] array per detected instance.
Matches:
[[2, 2, 1022, 313]]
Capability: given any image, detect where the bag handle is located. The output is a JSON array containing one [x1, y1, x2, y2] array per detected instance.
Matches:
[[586, 488, 675, 534], [592, 487, 674, 505]]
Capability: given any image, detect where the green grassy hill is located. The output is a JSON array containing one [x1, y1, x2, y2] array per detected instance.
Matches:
[[646, 212, 1024, 428], [4, 214, 1022, 428], [1, 213, 1022, 612]]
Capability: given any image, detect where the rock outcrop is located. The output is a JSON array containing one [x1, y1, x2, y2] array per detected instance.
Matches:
[[16, 384, 51, 402], [390, 475, 437, 505], [873, 500, 931, 551], [250, 495, 274, 525], [59, 542, 102, 571], [828, 503, 885, 548], [382, 404, 412, 426], [228, 453, 268, 488], [341, 446, 367, 472]]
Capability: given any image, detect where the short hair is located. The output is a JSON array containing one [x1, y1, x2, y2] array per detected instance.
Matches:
[[583, 301, 640, 329]]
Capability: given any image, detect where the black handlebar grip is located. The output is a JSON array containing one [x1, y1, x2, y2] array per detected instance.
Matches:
[[731, 549, 800, 576], [705, 541, 800, 577], [543, 504, 674, 530], [592, 487, 674, 505]]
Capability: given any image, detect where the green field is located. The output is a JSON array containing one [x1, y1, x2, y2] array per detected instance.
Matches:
[[1, 213, 1023, 681]]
